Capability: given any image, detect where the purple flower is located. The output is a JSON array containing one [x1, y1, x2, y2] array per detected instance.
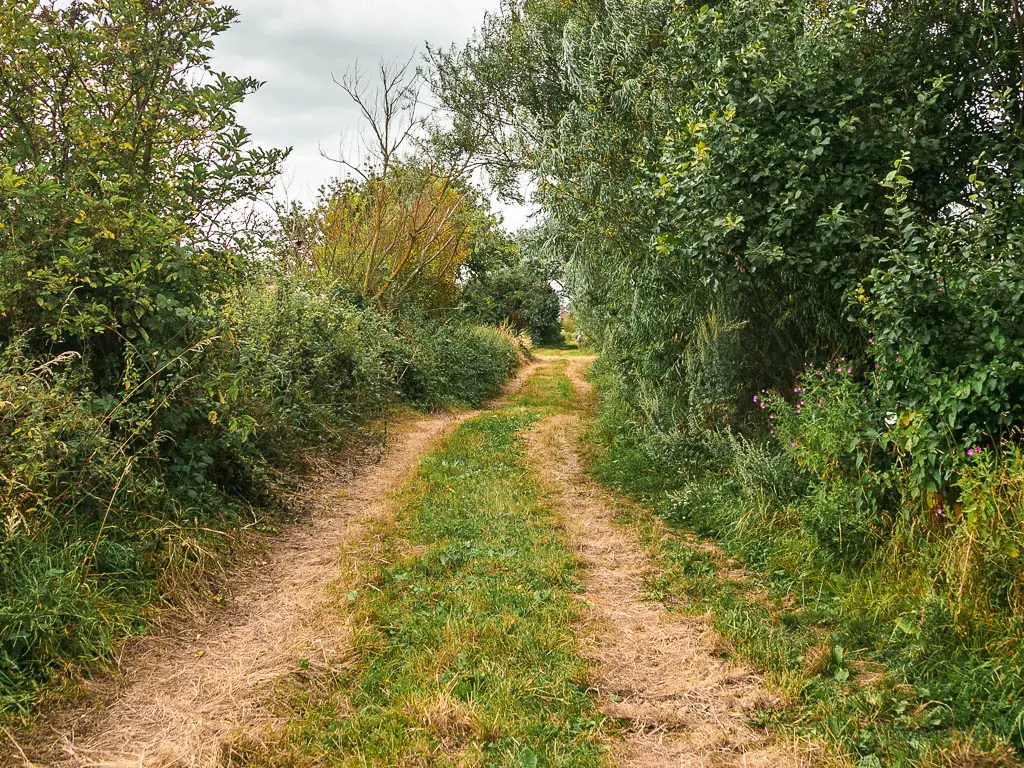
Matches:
[[967, 448, 975, 458], [791, 441, 798, 448]]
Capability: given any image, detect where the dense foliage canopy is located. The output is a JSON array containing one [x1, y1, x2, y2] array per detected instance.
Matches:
[[436, 0, 1024, 450]]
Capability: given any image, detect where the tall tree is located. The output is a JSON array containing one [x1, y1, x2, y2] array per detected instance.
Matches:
[[0, 0, 286, 387], [277, 60, 503, 311]]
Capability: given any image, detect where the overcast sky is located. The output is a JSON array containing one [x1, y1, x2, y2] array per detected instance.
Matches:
[[212, 0, 534, 231]]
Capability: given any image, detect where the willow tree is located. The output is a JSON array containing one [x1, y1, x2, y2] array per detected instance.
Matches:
[[284, 165, 493, 310]]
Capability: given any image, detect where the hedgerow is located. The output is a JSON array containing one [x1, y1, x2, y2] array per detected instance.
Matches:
[[0, 280, 522, 710], [435, 0, 1024, 761], [0, 1, 522, 712]]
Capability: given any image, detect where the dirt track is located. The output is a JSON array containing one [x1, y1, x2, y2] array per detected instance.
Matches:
[[7, 363, 540, 768], [6, 354, 827, 767], [523, 356, 820, 767]]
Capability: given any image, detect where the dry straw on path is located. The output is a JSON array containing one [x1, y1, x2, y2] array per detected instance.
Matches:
[[523, 355, 833, 768]]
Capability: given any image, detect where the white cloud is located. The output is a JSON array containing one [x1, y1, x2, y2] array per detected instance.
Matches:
[[212, 0, 536, 230]]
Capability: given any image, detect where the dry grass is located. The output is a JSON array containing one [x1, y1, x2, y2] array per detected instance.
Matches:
[[923, 738, 1024, 768]]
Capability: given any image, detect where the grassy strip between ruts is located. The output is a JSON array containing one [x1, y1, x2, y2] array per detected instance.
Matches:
[[223, 359, 610, 767], [582, 367, 1023, 768]]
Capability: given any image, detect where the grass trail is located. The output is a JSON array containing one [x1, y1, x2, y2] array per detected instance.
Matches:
[[15, 351, 852, 767], [228, 353, 831, 768], [228, 358, 610, 766]]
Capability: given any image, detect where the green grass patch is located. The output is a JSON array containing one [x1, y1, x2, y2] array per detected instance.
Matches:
[[534, 344, 595, 358], [514, 359, 577, 411], [233, 364, 608, 767]]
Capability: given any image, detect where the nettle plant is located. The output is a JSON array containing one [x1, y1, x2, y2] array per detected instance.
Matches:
[[763, 362, 899, 564]]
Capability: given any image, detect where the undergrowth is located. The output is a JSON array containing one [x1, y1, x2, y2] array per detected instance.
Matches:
[[0, 280, 524, 715], [584, 364, 1024, 767]]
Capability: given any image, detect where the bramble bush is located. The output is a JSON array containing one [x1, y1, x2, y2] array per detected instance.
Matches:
[[1, 343, 172, 706], [763, 357, 1024, 631], [229, 280, 403, 458], [400, 320, 525, 409]]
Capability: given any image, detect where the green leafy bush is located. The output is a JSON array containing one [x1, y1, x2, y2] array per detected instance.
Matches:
[[401, 322, 522, 409], [229, 281, 403, 456], [855, 160, 1024, 459], [461, 258, 561, 345]]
